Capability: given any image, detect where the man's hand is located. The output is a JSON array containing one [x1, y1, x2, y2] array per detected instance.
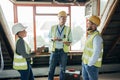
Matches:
[[63, 41, 71, 46], [51, 37, 62, 41]]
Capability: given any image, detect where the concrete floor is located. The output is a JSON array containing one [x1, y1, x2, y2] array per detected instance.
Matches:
[[1, 64, 120, 80], [3, 72, 120, 80], [2, 72, 120, 80], [34, 72, 120, 80], [1, 72, 120, 80], [98, 72, 120, 80]]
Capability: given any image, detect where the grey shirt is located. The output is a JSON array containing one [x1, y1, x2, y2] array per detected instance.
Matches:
[[16, 37, 35, 61]]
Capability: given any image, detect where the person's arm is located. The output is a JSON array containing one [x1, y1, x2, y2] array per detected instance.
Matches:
[[16, 38, 35, 58], [88, 35, 103, 66]]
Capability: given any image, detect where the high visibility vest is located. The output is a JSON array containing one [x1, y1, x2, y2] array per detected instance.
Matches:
[[51, 25, 71, 52], [13, 38, 31, 70], [82, 31, 103, 67]]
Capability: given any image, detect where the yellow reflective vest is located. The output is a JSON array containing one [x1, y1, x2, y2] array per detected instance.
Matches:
[[82, 31, 103, 67], [51, 25, 71, 52], [13, 38, 31, 70]]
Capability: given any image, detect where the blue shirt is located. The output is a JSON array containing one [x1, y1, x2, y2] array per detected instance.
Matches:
[[48, 25, 72, 49]]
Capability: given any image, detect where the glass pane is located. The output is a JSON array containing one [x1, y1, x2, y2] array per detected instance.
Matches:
[[17, 6, 34, 49], [36, 6, 68, 14], [36, 16, 70, 50], [71, 6, 86, 51], [100, 0, 108, 16]]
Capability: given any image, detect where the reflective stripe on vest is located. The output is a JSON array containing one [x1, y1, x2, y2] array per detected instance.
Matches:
[[82, 31, 103, 67], [51, 25, 70, 52], [13, 38, 31, 70]]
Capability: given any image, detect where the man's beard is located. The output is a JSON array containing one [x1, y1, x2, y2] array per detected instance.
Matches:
[[87, 27, 95, 34], [87, 27, 92, 31]]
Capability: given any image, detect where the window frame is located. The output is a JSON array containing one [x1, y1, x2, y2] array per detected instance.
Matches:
[[13, 3, 86, 54]]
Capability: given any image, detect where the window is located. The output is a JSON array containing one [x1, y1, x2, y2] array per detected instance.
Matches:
[[15, 5, 86, 52], [17, 6, 34, 49], [36, 7, 70, 51], [35, 6, 86, 51], [36, 6, 69, 14], [100, 0, 108, 16], [71, 6, 86, 51]]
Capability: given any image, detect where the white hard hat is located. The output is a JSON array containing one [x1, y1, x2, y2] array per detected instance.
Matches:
[[12, 23, 27, 35]]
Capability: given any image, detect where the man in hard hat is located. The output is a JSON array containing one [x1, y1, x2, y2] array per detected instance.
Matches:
[[82, 15, 103, 80], [12, 23, 44, 80], [48, 11, 72, 80]]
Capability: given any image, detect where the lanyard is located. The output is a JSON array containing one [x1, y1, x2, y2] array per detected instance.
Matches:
[[57, 26, 65, 36]]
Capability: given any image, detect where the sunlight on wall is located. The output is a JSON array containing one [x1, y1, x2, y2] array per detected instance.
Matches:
[[0, 0, 14, 37]]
